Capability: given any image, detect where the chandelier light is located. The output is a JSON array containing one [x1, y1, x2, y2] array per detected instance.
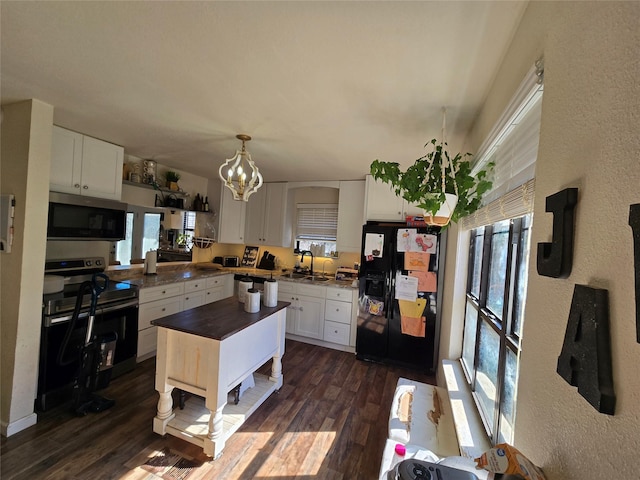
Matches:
[[218, 134, 263, 201]]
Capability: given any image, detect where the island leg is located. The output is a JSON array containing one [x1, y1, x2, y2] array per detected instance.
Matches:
[[270, 353, 283, 389], [153, 388, 175, 435], [204, 404, 225, 458]]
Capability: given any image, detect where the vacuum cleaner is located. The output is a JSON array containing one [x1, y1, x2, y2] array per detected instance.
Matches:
[[57, 273, 118, 416]]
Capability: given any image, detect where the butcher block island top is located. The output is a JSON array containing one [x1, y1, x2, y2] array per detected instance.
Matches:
[[151, 296, 290, 458], [151, 296, 290, 340]]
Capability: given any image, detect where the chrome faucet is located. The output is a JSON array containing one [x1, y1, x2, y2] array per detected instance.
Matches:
[[299, 250, 314, 275]]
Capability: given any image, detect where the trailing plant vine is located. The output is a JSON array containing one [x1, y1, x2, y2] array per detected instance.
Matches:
[[370, 139, 493, 225]]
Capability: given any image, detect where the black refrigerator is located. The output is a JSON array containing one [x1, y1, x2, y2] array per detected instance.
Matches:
[[355, 221, 446, 373]]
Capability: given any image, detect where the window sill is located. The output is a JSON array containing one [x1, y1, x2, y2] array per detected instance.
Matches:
[[441, 359, 491, 459]]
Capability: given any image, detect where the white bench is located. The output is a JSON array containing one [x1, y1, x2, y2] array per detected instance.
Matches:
[[378, 372, 490, 479]]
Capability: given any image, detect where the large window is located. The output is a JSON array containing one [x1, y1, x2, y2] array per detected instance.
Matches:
[[462, 214, 532, 444], [460, 61, 543, 445]]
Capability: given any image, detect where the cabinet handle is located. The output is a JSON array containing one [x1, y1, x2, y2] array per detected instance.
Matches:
[[162, 307, 166, 312], [336, 308, 340, 312], [299, 306, 304, 312], [74, 183, 80, 188], [83, 185, 89, 189], [162, 290, 166, 294], [185, 297, 189, 300]]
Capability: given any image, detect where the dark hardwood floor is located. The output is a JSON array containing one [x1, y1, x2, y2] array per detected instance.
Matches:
[[1, 340, 435, 479]]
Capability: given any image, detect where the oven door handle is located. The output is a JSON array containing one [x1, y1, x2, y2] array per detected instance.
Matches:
[[44, 299, 139, 327]]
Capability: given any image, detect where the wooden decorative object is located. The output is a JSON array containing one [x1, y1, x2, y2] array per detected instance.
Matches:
[[537, 188, 578, 278], [629, 204, 640, 343], [557, 284, 616, 415]]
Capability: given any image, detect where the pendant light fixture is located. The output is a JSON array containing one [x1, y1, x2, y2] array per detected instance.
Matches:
[[218, 134, 263, 201]]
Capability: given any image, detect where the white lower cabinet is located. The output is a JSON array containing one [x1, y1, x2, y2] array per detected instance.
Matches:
[[204, 274, 234, 304], [323, 287, 354, 346], [278, 282, 326, 340], [138, 283, 184, 361], [137, 274, 234, 360], [279, 282, 357, 349]]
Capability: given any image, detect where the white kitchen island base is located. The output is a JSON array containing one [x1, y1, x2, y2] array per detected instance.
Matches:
[[159, 373, 278, 455], [151, 297, 289, 458]]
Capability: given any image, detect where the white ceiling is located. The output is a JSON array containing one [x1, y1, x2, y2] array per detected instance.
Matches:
[[1, 1, 526, 183]]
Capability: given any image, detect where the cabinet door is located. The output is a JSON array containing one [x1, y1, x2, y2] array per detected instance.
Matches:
[[204, 286, 224, 304], [218, 185, 246, 244], [244, 186, 267, 244], [278, 291, 296, 334], [183, 290, 205, 310], [139, 296, 183, 329], [139, 283, 184, 303], [80, 135, 124, 200], [295, 294, 325, 339], [50, 126, 83, 195], [262, 183, 287, 246], [365, 175, 404, 221], [337, 180, 365, 252]]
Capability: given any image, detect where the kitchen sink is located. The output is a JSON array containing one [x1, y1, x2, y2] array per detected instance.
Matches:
[[281, 272, 308, 279], [306, 276, 330, 282], [281, 272, 331, 282]]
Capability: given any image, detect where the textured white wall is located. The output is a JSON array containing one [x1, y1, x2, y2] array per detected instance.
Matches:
[[1, 100, 54, 435], [451, 2, 640, 478]]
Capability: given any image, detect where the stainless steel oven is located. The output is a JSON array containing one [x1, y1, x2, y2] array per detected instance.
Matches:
[[37, 257, 139, 412]]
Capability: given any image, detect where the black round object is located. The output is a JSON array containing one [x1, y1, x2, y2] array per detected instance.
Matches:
[[397, 460, 432, 480]]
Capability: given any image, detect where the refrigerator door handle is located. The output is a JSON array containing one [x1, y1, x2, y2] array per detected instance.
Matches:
[[387, 274, 394, 319]]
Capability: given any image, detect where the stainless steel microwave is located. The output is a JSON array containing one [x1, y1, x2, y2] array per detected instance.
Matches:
[[47, 192, 127, 241]]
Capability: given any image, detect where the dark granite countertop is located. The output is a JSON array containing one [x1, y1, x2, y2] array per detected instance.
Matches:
[[107, 263, 357, 290]]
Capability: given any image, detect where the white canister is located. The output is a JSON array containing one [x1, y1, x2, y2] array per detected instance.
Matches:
[[263, 278, 278, 307], [238, 277, 253, 303], [144, 250, 157, 275], [244, 288, 260, 313]]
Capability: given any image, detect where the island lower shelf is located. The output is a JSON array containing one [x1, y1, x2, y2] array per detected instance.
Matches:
[[166, 373, 277, 450]]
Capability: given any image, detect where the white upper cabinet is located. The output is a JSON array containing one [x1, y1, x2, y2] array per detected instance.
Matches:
[[218, 183, 246, 244], [244, 183, 289, 247], [50, 126, 124, 200], [337, 180, 365, 252], [364, 174, 422, 221]]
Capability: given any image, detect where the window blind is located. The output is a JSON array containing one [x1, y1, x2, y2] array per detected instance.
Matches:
[[296, 203, 338, 241], [460, 178, 535, 230], [461, 61, 544, 229]]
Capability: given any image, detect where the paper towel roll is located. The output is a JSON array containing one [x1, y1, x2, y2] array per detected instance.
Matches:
[[144, 250, 157, 275], [263, 278, 278, 307], [244, 288, 260, 313]]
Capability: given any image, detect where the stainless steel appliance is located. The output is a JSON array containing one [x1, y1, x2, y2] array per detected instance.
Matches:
[[47, 192, 127, 241], [37, 257, 139, 411], [223, 255, 240, 267], [356, 222, 446, 373]]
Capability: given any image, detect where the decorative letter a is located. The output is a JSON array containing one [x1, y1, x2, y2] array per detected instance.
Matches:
[[557, 285, 615, 415]]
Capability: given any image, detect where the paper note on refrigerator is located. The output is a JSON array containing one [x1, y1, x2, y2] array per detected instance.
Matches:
[[404, 252, 430, 271], [398, 298, 427, 337], [396, 228, 417, 252], [409, 271, 437, 292], [395, 273, 418, 301], [413, 234, 437, 253], [364, 233, 384, 258]]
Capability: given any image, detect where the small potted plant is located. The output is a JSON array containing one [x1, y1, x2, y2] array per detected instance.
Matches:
[[370, 139, 493, 227], [165, 171, 181, 191]]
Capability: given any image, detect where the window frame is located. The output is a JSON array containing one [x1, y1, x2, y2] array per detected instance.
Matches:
[[463, 214, 530, 444]]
